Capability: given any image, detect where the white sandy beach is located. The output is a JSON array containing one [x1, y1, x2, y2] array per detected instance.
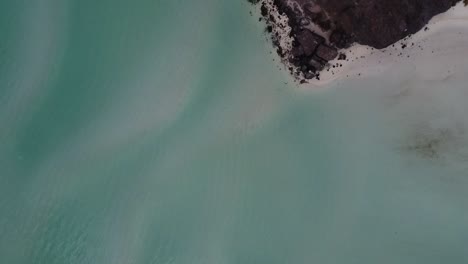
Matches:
[[312, 2, 468, 86]]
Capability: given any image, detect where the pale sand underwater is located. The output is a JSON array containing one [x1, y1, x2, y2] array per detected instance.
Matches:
[[0, 0, 467, 263]]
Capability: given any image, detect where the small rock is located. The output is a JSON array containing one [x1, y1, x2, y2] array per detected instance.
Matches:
[[304, 71, 315, 79], [315, 44, 338, 61], [296, 30, 324, 56], [260, 3, 268, 17], [291, 46, 305, 57], [308, 57, 325, 71]]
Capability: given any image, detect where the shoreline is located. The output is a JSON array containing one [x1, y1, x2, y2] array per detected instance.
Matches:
[[250, 0, 467, 85], [312, 2, 468, 87]]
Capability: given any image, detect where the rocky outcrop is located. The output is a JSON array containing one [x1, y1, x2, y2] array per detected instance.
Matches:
[[313, 0, 460, 49], [251, 0, 461, 80]]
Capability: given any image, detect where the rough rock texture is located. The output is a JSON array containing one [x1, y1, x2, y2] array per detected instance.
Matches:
[[251, 0, 461, 81], [313, 0, 460, 48]]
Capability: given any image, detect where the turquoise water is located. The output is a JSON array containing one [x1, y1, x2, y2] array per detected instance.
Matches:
[[1, 0, 468, 263]]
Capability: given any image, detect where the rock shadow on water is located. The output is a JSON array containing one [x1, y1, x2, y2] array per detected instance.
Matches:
[[399, 123, 468, 165], [403, 127, 452, 160]]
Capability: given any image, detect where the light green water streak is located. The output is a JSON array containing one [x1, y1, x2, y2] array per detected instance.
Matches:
[[1, 0, 467, 263]]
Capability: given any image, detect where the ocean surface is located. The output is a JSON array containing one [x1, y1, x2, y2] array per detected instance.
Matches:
[[1, 0, 468, 263]]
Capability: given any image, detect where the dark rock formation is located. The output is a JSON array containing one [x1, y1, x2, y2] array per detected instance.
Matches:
[[315, 44, 338, 61], [296, 30, 324, 56], [313, 0, 460, 49], [250, 0, 462, 81]]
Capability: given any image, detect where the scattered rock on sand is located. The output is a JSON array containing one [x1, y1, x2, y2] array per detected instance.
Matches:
[[249, 0, 462, 82]]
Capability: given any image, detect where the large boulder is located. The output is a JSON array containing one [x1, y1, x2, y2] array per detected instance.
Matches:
[[287, 0, 461, 48]]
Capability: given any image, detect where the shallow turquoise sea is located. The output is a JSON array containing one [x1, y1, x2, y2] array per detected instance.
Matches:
[[1, 0, 468, 263]]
